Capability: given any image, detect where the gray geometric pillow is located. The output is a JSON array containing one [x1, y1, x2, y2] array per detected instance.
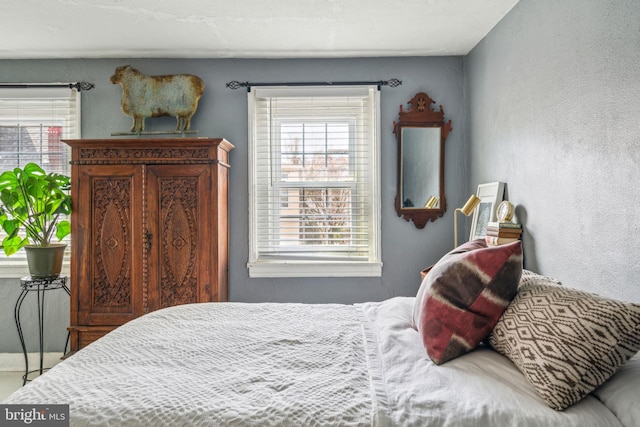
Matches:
[[518, 269, 562, 288], [488, 282, 640, 410]]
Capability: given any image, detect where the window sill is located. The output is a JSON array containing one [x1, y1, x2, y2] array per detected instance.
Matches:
[[248, 260, 382, 278], [0, 261, 71, 279]]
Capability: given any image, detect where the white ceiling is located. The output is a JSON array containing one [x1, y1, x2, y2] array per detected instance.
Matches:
[[2, 0, 519, 59]]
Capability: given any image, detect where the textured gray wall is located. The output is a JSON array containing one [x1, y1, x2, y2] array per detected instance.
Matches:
[[0, 57, 466, 352], [466, 0, 640, 302]]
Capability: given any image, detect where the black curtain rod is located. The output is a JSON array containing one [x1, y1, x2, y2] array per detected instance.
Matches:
[[0, 82, 95, 91], [226, 78, 401, 92]]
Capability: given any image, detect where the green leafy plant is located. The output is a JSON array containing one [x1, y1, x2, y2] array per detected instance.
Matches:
[[0, 163, 71, 256]]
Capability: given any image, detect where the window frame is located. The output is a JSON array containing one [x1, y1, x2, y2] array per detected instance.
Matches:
[[0, 86, 80, 278], [247, 85, 382, 278]]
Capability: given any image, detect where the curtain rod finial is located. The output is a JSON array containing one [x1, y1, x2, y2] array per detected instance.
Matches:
[[70, 82, 95, 91], [226, 81, 249, 90]]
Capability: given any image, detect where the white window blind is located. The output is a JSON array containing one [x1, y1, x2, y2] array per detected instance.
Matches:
[[0, 86, 80, 277], [248, 86, 382, 278]]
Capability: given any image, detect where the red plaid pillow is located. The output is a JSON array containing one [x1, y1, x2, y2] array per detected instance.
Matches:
[[413, 239, 522, 364]]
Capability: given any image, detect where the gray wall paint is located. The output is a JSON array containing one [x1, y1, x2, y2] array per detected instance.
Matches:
[[0, 57, 466, 352], [466, 0, 640, 302]]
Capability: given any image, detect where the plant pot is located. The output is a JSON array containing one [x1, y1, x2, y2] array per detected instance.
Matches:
[[24, 244, 67, 279]]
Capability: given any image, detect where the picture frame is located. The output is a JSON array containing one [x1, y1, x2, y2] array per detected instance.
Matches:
[[469, 182, 505, 241]]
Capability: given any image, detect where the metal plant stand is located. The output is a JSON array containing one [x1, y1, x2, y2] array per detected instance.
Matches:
[[14, 275, 70, 385]]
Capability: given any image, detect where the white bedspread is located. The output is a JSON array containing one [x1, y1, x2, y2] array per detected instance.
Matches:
[[4, 297, 631, 426], [4, 303, 380, 426]]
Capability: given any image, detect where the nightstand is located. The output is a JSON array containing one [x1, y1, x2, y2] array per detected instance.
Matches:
[[420, 265, 434, 282]]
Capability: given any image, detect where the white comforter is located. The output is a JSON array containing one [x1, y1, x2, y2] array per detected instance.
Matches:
[[4, 297, 635, 426]]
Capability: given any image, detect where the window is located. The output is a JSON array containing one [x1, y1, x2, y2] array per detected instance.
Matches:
[[0, 86, 81, 277], [248, 86, 381, 277]]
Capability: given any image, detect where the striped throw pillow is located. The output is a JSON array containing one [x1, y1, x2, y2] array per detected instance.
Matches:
[[414, 239, 523, 364]]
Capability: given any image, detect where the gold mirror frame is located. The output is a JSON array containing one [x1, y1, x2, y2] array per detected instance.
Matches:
[[393, 92, 452, 229]]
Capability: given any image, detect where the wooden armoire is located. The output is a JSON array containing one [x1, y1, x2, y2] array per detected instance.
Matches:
[[63, 138, 234, 352]]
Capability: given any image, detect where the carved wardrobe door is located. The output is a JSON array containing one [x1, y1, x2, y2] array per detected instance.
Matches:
[[145, 164, 213, 311], [76, 164, 145, 327]]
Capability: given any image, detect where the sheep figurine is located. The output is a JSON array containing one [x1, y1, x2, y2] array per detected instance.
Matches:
[[110, 65, 205, 133]]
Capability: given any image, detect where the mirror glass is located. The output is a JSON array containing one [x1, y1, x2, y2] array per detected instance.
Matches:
[[401, 127, 441, 209], [393, 92, 452, 229]]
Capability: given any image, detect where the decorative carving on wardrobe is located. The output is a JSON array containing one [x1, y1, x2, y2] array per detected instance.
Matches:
[[64, 138, 234, 352]]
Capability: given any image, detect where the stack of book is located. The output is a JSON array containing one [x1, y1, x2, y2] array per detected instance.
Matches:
[[485, 221, 522, 246]]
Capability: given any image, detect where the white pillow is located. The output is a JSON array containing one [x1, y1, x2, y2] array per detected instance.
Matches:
[[592, 353, 640, 427]]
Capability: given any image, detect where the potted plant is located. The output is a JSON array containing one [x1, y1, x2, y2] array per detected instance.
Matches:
[[0, 163, 71, 279]]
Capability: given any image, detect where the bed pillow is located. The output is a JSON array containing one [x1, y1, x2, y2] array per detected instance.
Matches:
[[489, 282, 640, 411], [413, 239, 523, 365], [518, 268, 563, 288], [592, 353, 640, 427]]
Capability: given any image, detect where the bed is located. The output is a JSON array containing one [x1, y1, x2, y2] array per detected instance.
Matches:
[[4, 240, 640, 426], [2, 293, 638, 426]]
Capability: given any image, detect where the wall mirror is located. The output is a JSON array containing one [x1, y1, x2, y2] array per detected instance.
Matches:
[[393, 92, 452, 229]]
